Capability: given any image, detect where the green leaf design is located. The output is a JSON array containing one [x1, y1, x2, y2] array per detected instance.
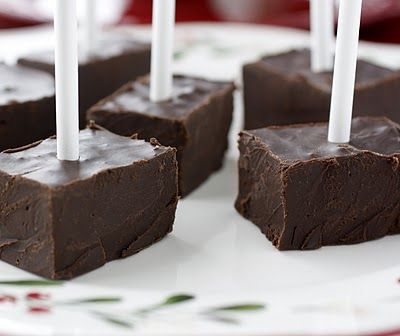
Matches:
[[136, 294, 195, 315], [205, 314, 239, 325], [0, 280, 62, 287], [211, 304, 265, 312], [102, 317, 133, 329], [94, 312, 133, 329], [62, 297, 122, 305], [212, 46, 234, 56], [160, 294, 195, 307], [174, 50, 186, 60]]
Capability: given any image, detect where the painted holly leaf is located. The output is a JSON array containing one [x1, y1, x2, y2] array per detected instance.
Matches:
[[174, 50, 186, 60], [205, 314, 239, 325], [161, 294, 195, 307], [101, 316, 133, 329], [212, 46, 234, 56], [211, 304, 265, 312], [94, 312, 133, 329], [63, 297, 122, 305], [0, 280, 62, 287], [136, 294, 195, 315]]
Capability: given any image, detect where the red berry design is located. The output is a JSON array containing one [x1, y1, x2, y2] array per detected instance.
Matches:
[[28, 306, 50, 314], [0, 295, 16, 304], [26, 292, 50, 301]]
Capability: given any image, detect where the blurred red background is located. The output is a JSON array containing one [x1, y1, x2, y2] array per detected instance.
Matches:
[[1, 0, 400, 44]]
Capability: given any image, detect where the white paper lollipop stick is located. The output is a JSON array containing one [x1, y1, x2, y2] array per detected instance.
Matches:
[[310, 0, 335, 72], [150, 0, 176, 102], [55, 0, 80, 161], [84, 0, 97, 54], [328, 0, 363, 144]]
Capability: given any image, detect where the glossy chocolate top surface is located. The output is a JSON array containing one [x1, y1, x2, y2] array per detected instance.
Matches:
[[20, 36, 150, 66], [260, 49, 395, 87], [0, 127, 172, 187], [0, 64, 55, 106], [93, 75, 234, 120], [245, 117, 400, 163], [260, 49, 311, 75]]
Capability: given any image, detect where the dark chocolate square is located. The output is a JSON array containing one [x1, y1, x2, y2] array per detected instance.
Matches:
[[243, 49, 400, 129], [235, 117, 400, 250], [0, 126, 178, 279], [0, 64, 55, 151], [19, 37, 151, 128], [87, 75, 235, 196]]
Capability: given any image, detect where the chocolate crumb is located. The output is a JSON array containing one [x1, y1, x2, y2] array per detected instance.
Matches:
[[150, 138, 162, 147], [88, 120, 96, 129], [88, 121, 108, 132]]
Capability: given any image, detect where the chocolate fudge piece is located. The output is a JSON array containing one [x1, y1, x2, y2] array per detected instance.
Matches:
[[0, 64, 55, 151], [243, 49, 400, 129], [0, 125, 178, 279], [19, 37, 151, 128], [235, 117, 400, 250], [88, 75, 235, 196]]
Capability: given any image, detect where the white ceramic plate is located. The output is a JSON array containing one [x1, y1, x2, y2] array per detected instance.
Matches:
[[0, 23, 400, 336]]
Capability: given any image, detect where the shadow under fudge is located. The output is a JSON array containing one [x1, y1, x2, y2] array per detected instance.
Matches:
[[18, 37, 151, 129], [243, 49, 400, 129], [87, 75, 235, 197], [235, 117, 400, 251], [0, 125, 178, 280], [0, 63, 55, 151]]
